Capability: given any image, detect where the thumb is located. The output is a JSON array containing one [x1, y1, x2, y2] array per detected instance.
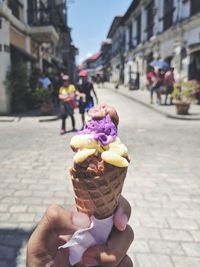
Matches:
[[30, 205, 91, 245], [44, 205, 91, 236]]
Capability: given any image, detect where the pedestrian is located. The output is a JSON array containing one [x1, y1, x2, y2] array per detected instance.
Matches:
[[26, 196, 134, 267], [146, 66, 155, 97], [38, 71, 52, 92], [77, 70, 99, 128], [59, 75, 77, 135], [164, 67, 175, 105], [96, 73, 101, 88], [151, 68, 163, 105], [52, 73, 63, 108]]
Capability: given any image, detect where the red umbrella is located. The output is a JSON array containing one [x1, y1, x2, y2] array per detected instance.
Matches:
[[79, 70, 88, 77]]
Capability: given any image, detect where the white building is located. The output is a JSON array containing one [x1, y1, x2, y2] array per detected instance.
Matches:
[[0, 0, 76, 114], [121, 0, 200, 88], [107, 16, 125, 84]]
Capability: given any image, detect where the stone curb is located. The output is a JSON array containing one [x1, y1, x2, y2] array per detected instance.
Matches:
[[0, 117, 16, 122], [0, 115, 59, 123], [38, 116, 59, 122], [105, 84, 200, 121]]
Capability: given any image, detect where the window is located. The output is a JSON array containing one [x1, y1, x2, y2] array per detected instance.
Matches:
[[163, 0, 174, 31], [28, 0, 37, 10], [136, 14, 141, 45], [128, 23, 133, 50], [28, 0, 50, 26], [146, 0, 154, 40], [191, 0, 200, 16], [8, 0, 21, 19]]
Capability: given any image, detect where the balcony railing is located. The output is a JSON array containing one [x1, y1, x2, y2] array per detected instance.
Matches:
[[28, 6, 67, 31], [28, 8, 53, 27]]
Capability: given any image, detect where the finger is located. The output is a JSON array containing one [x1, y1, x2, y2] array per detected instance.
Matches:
[[27, 205, 90, 253], [43, 205, 91, 236], [114, 195, 131, 231], [117, 255, 133, 267], [82, 225, 134, 267]]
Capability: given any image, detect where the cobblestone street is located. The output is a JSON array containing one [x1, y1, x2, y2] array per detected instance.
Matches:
[[0, 88, 200, 267]]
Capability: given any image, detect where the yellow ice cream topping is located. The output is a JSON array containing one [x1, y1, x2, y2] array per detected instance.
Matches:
[[71, 136, 129, 167]]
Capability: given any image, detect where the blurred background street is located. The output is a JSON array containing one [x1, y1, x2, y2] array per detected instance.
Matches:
[[1, 0, 200, 266], [0, 88, 200, 267]]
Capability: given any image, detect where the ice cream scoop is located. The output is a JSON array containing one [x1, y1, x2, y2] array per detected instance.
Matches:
[[87, 103, 119, 126]]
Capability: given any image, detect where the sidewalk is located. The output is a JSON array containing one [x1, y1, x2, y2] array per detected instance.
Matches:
[[104, 82, 200, 121]]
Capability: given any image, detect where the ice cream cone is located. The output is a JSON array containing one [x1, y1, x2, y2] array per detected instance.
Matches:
[[70, 165, 127, 219], [69, 104, 129, 219]]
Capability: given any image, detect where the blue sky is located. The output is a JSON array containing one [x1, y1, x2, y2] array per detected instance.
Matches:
[[68, 0, 132, 63]]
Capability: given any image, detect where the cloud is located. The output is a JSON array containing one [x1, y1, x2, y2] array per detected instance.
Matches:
[[86, 52, 92, 58]]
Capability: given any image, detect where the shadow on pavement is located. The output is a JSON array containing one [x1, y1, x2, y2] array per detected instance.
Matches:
[[0, 228, 33, 267]]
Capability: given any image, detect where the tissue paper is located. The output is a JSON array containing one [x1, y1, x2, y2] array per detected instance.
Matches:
[[59, 215, 113, 265]]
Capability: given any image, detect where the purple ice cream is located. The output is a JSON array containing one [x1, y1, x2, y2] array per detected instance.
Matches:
[[80, 115, 117, 145]]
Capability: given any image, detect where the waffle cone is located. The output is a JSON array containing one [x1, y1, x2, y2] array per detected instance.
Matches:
[[70, 166, 127, 219]]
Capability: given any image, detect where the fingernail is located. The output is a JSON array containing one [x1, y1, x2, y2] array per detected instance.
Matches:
[[83, 257, 99, 266], [119, 214, 128, 231], [72, 212, 90, 228]]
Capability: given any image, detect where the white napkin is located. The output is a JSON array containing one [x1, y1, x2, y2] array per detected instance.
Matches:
[[59, 215, 113, 265]]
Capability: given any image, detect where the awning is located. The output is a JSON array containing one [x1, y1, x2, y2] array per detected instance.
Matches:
[[10, 44, 37, 62], [188, 42, 200, 54], [96, 65, 103, 71]]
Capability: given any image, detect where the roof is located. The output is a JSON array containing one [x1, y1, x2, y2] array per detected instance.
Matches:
[[101, 39, 112, 50], [101, 39, 112, 46], [122, 0, 140, 23], [85, 51, 102, 62], [107, 16, 123, 38]]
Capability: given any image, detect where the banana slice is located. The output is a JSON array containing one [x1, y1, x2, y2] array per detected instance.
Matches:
[[109, 137, 121, 147], [73, 149, 96, 163], [70, 134, 98, 149], [109, 144, 128, 157], [101, 151, 128, 167]]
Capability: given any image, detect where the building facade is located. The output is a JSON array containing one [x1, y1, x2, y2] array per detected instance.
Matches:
[[106, 0, 200, 89], [107, 16, 125, 84], [100, 39, 112, 82], [0, 0, 77, 113], [125, 0, 200, 88]]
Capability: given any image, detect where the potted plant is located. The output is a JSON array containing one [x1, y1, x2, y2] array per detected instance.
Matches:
[[33, 87, 54, 115], [172, 80, 200, 115]]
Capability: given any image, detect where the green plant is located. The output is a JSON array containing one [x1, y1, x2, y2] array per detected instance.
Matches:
[[33, 87, 51, 103], [172, 80, 200, 103], [4, 62, 29, 112]]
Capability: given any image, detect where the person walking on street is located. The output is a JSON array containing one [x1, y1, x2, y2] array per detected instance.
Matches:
[[59, 75, 77, 135], [164, 67, 175, 105], [77, 70, 99, 128], [146, 66, 155, 103], [151, 68, 163, 105]]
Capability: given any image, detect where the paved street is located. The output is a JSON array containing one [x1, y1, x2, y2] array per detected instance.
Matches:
[[0, 87, 200, 267]]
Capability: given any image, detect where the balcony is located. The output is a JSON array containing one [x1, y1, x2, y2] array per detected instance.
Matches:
[[28, 8, 59, 43]]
